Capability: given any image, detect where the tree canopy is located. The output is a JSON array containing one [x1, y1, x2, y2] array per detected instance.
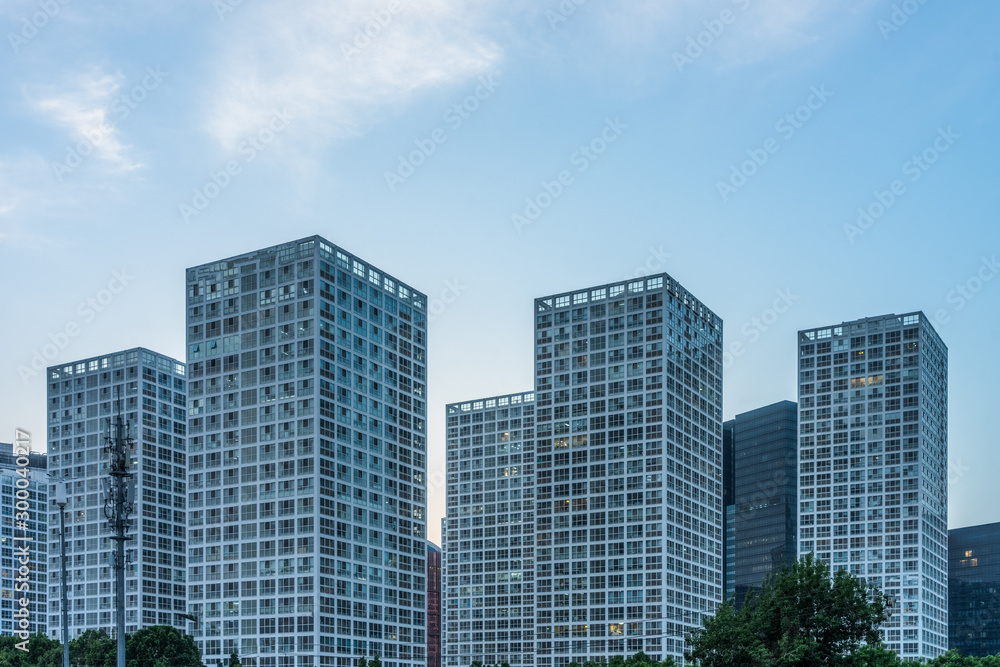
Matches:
[[127, 625, 202, 667], [687, 554, 890, 667], [71, 629, 115, 667], [0, 626, 202, 667], [0, 633, 61, 667]]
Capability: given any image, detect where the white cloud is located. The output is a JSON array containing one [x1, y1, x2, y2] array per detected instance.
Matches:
[[520, 0, 877, 79], [203, 0, 504, 150], [26, 67, 141, 173]]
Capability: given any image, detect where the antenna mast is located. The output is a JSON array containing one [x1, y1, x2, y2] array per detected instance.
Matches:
[[103, 390, 134, 667]]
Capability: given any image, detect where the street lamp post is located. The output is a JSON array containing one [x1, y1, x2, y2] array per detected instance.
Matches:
[[55, 481, 69, 667]]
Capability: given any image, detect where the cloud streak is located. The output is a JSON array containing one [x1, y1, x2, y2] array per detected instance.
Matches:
[[203, 0, 505, 151], [26, 67, 142, 173]]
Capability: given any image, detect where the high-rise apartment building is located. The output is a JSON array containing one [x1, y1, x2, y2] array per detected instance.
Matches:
[[797, 313, 948, 659], [723, 401, 797, 607], [185, 236, 428, 667], [533, 275, 723, 665], [427, 542, 442, 667], [440, 517, 447, 663], [1, 442, 48, 637], [45, 348, 188, 638], [948, 522, 1000, 657], [442, 391, 536, 667]]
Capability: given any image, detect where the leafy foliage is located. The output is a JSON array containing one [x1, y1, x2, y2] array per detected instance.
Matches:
[[922, 650, 1000, 667], [0, 633, 61, 667], [461, 648, 1000, 667], [687, 554, 890, 667], [471, 653, 674, 667], [0, 626, 203, 667], [126, 625, 202, 667], [71, 629, 115, 667]]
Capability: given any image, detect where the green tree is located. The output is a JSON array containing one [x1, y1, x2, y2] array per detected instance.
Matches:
[[687, 554, 891, 667], [369, 654, 382, 667], [228, 651, 242, 667], [357, 658, 368, 667], [853, 644, 907, 667], [70, 629, 116, 667], [29, 634, 62, 667], [925, 650, 990, 667], [126, 625, 203, 667], [0, 633, 62, 667]]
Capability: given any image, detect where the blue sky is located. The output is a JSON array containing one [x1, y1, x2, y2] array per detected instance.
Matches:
[[1, 0, 998, 544]]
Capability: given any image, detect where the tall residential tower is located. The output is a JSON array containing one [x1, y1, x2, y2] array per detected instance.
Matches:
[[797, 313, 948, 659], [45, 348, 188, 639], [533, 275, 723, 665], [1, 442, 47, 637], [443, 391, 536, 667], [185, 236, 428, 667]]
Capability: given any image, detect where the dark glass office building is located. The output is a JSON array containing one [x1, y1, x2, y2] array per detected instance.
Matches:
[[723, 401, 797, 606], [722, 424, 735, 599], [949, 522, 1000, 656]]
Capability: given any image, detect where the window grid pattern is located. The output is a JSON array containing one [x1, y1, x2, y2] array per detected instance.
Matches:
[[443, 391, 536, 667], [186, 236, 428, 667], [532, 276, 724, 666], [1, 449, 48, 636], [797, 313, 948, 660], [45, 349, 187, 637]]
